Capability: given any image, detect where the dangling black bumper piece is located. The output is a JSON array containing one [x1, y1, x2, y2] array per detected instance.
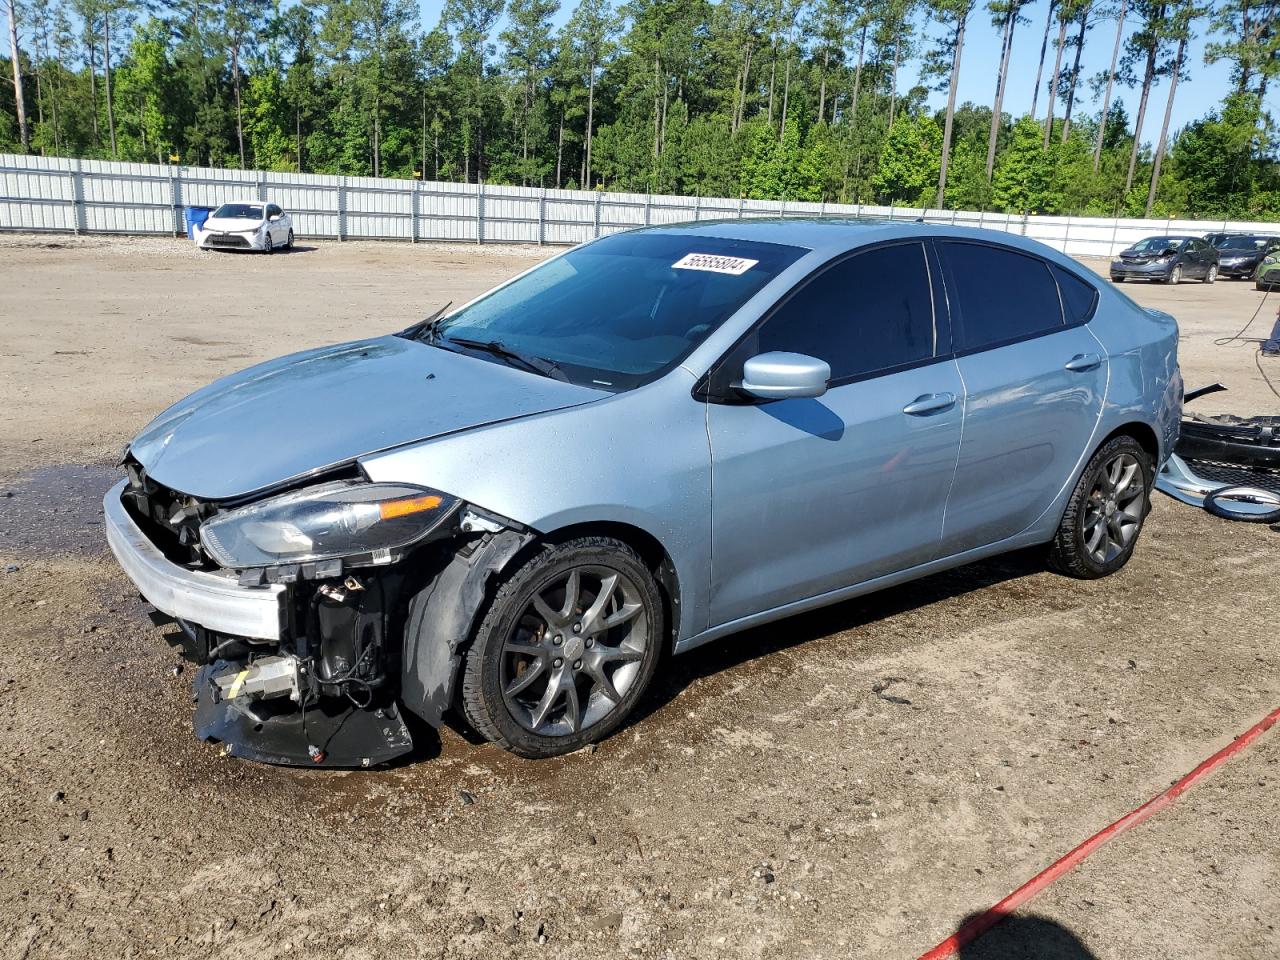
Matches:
[[192, 660, 414, 768]]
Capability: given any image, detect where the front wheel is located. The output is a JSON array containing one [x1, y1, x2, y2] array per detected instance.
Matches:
[[1164, 264, 1183, 284], [286, 229, 295, 250], [1048, 435, 1153, 579], [460, 537, 664, 758], [264, 234, 274, 254]]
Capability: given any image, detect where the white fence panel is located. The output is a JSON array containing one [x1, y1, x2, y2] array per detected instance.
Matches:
[[0, 153, 1273, 255]]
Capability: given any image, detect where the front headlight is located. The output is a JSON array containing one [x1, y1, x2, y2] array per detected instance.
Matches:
[[1264, 255, 1278, 266], [200, 481, 459, 569]]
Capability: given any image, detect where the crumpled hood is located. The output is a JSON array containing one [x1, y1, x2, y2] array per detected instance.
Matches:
[[202, 216, 263, 233], [129, 335, 608, 500]]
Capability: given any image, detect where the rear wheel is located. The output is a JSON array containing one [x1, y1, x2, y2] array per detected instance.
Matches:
[[460, 537, 664, 758], [1203, 264, 1217, 283], [1048, 435, 1153, 579]]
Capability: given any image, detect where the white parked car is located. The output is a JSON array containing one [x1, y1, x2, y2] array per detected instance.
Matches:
[[197, 201, 294, 253]]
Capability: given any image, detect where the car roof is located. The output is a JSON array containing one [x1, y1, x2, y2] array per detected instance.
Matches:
[[621, 217, 1080, 263]]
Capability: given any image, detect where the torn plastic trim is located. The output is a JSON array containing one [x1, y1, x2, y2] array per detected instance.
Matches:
[[1156, 453, 1232, 507], [399, 526, 536, 727]]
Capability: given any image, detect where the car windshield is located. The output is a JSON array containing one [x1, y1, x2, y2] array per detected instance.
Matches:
[[1211, 235, 1271, 251], [420, 232, 807, 390], [1130, 237, 1183, 253], [212, 203, 264, 220]]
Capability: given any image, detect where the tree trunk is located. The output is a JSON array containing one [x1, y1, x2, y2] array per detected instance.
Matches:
[[296, 107, 303, 171], [1061, 9, 1089, 142], [1093, 0, 1126, 170], [818, 48, 829, 121], [555, 111, 563, 186], [1144, 32, 1185, 215], [779, 54, 791, 140], [87, 40, 98, 146], [987, 3, 1018, 180], [1030, 0, 1055, 118], [103, 13, 117, 156], [232, 42, 245, 166], [585, 60, 596, 186], [1043, 14, 1068, 148], [4, 0, 28, 151], [937, 11, 968, 208], [850, 23, 866, 119], [1125, 34, 1157, 194], [889, 34, 900, 129]]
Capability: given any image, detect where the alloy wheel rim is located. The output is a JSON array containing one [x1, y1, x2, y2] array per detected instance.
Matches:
[[1083, 452, 1145, 563], [500, 565, 649, 737]]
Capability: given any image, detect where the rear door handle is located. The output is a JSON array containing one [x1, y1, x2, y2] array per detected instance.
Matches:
[[902, 392, 957, 416], [1064, 353, 1103, 372]]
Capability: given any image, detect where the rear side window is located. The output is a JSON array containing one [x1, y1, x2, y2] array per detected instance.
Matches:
[[940, 242, 1064, 352], [1052, 265, 1098, 325], [755, 242, 936, 381]]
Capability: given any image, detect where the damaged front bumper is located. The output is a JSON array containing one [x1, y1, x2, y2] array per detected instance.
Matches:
[[105, 475, 532, 767], [104, 480, 285, 640]]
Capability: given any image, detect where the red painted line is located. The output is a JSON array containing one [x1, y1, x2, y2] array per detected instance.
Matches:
[[917, 704, 1280, 960]]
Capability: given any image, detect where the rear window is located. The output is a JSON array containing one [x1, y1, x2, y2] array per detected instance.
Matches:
[[1052, 265, 1098, 325], [939, 242, 1064, 352]]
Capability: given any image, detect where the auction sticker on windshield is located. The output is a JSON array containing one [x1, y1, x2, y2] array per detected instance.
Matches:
[[672, 253, 760, 275]]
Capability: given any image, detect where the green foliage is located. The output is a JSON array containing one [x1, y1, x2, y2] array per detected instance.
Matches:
[[871, 113, 941, 204], [0, 0, 1277, 219]]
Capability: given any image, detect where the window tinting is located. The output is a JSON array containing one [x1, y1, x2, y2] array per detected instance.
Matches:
[[941, 242, 1064, 351], [754, 242, 936, 381], [1052, 264, 1098, 325]]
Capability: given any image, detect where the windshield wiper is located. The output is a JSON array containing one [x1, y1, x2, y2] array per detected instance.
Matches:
[[442, 336, 569, 382], [399, 301, 452, 342]]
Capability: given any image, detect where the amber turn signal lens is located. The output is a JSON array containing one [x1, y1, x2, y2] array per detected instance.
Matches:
[[378, 494, 443, 520]]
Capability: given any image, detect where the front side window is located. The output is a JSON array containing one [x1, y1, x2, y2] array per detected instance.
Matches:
[[422, 232, 807, 390], [750, 242, 937, 381], [940, 241, 1064, 352]]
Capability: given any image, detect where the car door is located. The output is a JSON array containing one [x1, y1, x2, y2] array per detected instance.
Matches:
[[705, 240, 964, 628], [267, 204, 284, 243], [1190, 238, 1213, 276], [935, 240, 1108, 555]]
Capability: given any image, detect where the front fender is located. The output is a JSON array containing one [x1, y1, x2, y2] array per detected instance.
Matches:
[[399, 529, 533, 726]]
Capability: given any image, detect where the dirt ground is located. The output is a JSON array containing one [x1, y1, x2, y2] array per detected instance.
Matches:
[[1, 234, 1278, 960]]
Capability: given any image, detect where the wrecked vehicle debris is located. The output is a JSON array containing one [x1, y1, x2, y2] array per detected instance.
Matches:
[[1156, 384, 1280, 518], [105, 221, 1181, 766]]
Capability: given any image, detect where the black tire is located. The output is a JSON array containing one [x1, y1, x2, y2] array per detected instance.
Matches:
[[1048, 434, 1153, 579], [1111, 275, 1125, 283], [1203, 264, 1217, 284], [1164, 264, 1182, 284], [286, 229, 294, 250], [460, 537, 664, 758]]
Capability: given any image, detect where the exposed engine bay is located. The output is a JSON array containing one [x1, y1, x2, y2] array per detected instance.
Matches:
[[113, 456, 532, 767]]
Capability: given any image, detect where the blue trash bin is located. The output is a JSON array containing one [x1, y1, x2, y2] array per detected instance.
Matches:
[[185, 206, 214, 239]]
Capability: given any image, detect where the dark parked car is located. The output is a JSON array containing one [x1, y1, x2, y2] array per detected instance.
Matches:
[[1203, 233, 1280, 279], [1110, 235, 1218, 284]]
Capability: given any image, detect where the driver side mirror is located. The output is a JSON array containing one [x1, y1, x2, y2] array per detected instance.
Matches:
[[739, 352, 831, 401]]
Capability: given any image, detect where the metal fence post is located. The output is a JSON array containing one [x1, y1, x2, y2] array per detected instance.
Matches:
[[71, 158, 87, 235], [169, 164, 183, 236], [644, 194, 652, 226], [693, 195, 701, 221], [337, 177, 347, 241], [737, 196, 744, 219], [538, 188, 546, 245], [411, 180, 420, 244], [477, 181, 485, 244], [593, 192, 602, 238]]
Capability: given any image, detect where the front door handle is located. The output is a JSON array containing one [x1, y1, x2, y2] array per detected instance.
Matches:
[[1064, 353, 1103, 372], [902, 392, 957, 416]]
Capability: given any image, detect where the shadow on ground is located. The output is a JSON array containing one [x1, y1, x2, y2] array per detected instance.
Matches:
[[958, 913, 1100, 959]]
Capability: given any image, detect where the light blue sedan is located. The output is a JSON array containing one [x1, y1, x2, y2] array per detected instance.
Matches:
[[105, 220, 1183, 765]]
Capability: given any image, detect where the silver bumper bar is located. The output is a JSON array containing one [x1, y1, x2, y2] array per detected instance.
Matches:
[[1154, 453, 1230, 508], [103, 480, 285, 640]]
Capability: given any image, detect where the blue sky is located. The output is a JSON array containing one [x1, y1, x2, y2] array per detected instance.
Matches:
[[416, 0, 1277, 142]]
